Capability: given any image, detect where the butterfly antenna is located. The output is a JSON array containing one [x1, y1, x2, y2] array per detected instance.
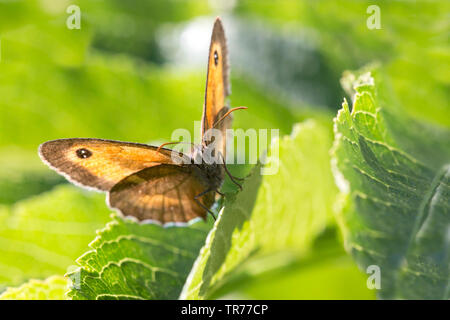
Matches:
[[212, 106, 247, 129], [156, 141, 195, 153]]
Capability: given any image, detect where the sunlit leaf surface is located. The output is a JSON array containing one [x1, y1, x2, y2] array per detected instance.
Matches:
[[0, 276, 68, 300], [67, 216, 213, 300], [332, 70, 450, 299], [181, 120, 340, 299]]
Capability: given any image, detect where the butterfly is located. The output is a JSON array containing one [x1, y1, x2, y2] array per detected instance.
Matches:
[[38, 17, 245, 226]]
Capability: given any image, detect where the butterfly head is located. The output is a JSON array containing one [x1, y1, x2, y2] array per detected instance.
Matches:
[[191, 144, 204, 164], [191, 142, 224, 166]]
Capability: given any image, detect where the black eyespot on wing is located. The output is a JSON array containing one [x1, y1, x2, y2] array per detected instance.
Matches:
[[76, 148, 92, 159], [214, 50, 219, 66]]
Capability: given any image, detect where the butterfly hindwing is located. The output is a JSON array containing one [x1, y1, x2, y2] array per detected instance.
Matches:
[[39, 138, 188, 191], [108, 164, 215, 223]]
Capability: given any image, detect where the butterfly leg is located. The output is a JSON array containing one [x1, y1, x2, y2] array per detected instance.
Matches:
[[231, 171, 253, 181], [216, 190, 225, 197], [224, 165, 242, 191], [219, 154, 243, 191], [194, 189, 217, 221]]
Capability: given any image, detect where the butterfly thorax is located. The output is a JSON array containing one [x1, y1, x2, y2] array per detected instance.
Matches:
[[190, 145, 225, 191]]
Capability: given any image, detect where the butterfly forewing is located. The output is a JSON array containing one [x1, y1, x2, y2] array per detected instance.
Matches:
[[39, 138, 188, 191], [202, 18, 231, 159]]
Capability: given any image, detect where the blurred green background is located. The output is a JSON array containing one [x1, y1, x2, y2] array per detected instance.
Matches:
[[0, 0, 447, 299]]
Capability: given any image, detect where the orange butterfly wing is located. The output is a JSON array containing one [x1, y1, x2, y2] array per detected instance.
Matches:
[[39, 138, 188, 191], [108, 164, 214, 224], [201, 17, 232, 158]]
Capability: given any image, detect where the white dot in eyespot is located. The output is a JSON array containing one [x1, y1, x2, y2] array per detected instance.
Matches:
[[76, 148, 92, 159], [214, 50, 219, 66]]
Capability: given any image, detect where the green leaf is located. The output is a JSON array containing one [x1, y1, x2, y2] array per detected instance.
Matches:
[[181, 120, 339, 299], [0, 185, 111, 289], [332, 70, 450, 299], [0, 276, 68, 300], [209, 229, 375, 300], [67, 215, 213, 300]]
